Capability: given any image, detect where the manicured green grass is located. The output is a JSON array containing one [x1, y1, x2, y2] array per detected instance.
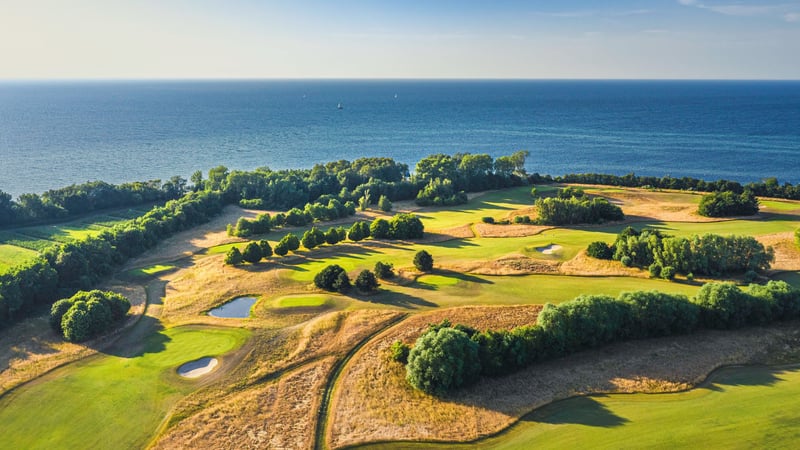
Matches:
[[0, 326, 249, 449], [0, 244, 39, 271], [760, 199, 800, 212], [365, 365, 800, 449], [125, 264, 177, 279], [274, 294, 332, 308], [418, 187, 535, 230]]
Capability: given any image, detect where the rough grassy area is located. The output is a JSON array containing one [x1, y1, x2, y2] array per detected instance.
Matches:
[[329, 320, 800, 448]]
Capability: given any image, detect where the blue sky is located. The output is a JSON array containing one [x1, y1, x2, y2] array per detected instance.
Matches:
[[1, 0, 798, 79]]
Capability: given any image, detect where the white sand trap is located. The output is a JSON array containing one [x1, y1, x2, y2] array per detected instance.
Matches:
[[178, 357, 218, 378], [536, 244, 563, 254]]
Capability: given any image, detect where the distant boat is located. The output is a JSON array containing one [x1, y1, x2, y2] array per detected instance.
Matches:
[[337, 103, 343, 110], [394, 94, 398, 99]]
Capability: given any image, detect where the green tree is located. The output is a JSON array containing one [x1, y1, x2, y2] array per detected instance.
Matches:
[[390, 340, 410, 364], [355, 270, 379, 292], [281, 233, 300, 252], [378, 195, 393, 212], [258, 240, 273, 258], [414, 250, 434, 272], [273, 240, 289, 256], [370, 218, 390, 239], [406, 327, 481, 395], [325, 227, 342, 245], [314, 264, 347, 291], [333, 271, 351, 293], [374, 261, 395, 279], [347, 221, 370, 241], [225, 247, 244, 265], [586, 241, 613, 259], [242, 241, 263, 264]]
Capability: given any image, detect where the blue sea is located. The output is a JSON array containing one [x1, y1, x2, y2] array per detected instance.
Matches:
[[0, 80, 799, 198]]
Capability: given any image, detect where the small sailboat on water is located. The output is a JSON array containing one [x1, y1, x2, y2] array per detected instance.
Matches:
[[337, 103, 343, 110]]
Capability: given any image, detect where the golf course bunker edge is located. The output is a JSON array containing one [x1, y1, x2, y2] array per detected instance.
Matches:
[[177, 357, 219, 378]]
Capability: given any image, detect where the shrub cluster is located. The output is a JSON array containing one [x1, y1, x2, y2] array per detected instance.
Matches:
[[611, 227, 773, 276], [313, 264, 351, 293], [50, 290, 131, 342], [415, 178, 469, 206], [404, 281, 800, 395], [374, 261, 395, 279], [698, 190, 759, 217], [228, 197, 357, 237], [535, 195, 624, 225], [586, 241, 613, 259]]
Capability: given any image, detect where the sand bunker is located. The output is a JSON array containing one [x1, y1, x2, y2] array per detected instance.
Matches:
[[178, 357, 218, 378], [536, 244, 562, 254]]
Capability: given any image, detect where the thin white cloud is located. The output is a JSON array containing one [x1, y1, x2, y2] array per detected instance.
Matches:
[[677, 0, 800, 22]]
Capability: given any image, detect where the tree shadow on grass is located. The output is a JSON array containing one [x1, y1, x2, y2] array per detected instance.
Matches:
[[522, 395, 629, 428], [356, 290, 437, 309], [704, 365, 790, 392], [97, 315, 171, 359]]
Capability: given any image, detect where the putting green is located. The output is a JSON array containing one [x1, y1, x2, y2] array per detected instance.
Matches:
[[363, 365, 800, 449], [125, 264, 177, 279], [274, 294, 332, 308], [0, 326, 249, 449]]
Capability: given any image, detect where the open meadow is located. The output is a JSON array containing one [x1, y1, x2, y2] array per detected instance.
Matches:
[[1, 185, 800, 448]]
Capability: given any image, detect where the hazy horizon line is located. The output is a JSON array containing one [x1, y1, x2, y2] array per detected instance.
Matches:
[[2, 77, 800, 82]]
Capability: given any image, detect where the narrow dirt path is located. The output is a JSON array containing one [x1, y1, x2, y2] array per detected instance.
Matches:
[[314, 313, 408, 450]]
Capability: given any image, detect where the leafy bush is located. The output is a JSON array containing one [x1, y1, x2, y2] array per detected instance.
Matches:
[[378, 195, 393, 212], [242, 241, 263, 264], [406, 327, 481, 395], [698, 190, 759, 217], [224, 247, 244, 265], [355, 270, 379, 292], [390, 340, 410, 364], [374, 261, 395, 279], [620, 256, 632, 267], [347, 221, 371, 241], [414, 250, 434, 272], [369, 218, 390, 239], [273, 240, 289, 256], [51, 290, 131, 342], [661, 265, 676, 280], [333, 271, 351, 293], [388, 213, 424, 239], [586, 241, 613, 259], [535, 196, 623, 225], [258, 240, 273, 258], [648, 263, 662, 278], [694, 282, 755, 329], [481, 216, 494, 224], [415, 178, 468, 206], [513, 215, 531, 224], [314, 264, 348, 291]]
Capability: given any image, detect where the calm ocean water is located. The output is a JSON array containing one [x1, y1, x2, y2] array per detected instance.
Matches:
[[0, 80, 798, 198]]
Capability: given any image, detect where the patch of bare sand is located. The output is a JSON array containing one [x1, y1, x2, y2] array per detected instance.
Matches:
[[329, 316, 800, 448], [473, 223, 551, 238], [584, 187, 719, 223], [122, 205, 260, 270], [0, 282, 146, 395], [560, 250, 647, 277], [759, 232, 800, 271], [155, 357, 335, 450]]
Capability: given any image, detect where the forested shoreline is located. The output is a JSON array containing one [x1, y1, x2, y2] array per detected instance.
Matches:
[[1, 150, 798, 331]]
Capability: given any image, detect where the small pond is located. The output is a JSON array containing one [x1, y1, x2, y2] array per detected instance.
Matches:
[[178, 357, 218, 378], [208, 296, 257, 318]]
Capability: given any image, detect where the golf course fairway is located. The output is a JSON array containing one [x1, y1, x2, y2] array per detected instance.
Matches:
[[0, 326, 249, 449]]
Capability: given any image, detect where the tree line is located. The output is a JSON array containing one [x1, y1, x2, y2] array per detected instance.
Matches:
[[536, 172, 800, 201], [224, 214, 425, 266], [588, 227, 773, 278], [400, 280, 800, 395], [0, 190, 224, 328], [0, 178, 186, 227]]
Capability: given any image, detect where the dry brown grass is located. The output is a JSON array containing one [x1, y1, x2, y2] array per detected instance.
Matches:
[[0, 282, 146, 395], [560, 249, 647, 277], [154, 357, 335, 450], [580, 186, 722, 223], [447, 257, 561, 276], [758, 232, 800, 272], [122, 205, 260, 270], [328, 309, 800, 448], [473, 223, 551, 238]]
